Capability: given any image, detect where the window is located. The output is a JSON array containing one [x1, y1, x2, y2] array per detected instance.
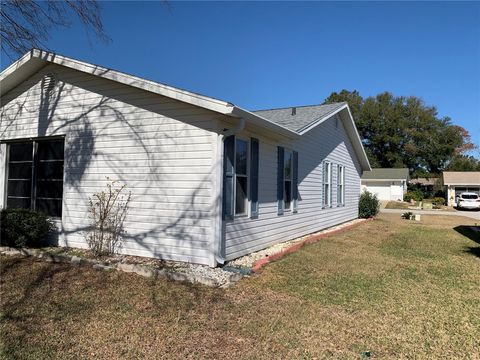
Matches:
[[323, 161, 332, 208], [6, 138, 64, 217], [284, 150, 293, 211], [277, 147, 298, 215], [337, 165, 345, 206], [234, 139, 248, 216]]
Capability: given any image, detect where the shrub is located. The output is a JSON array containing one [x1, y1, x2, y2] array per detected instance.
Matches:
[[86, 178, 131, 256], [401, 211, 414, 220], [404, 189, 424, 203], [0, 208, 54, 247], [432, 197, 445, 206], [359, 190, 380, 218]]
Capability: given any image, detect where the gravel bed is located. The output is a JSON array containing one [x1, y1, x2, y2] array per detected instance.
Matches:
[[0, 246, 242, 288], [1, 218, 364, 287], [227, 218, 365, 268]]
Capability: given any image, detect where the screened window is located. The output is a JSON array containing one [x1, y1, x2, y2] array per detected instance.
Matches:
[[323, 161, 332, 207], [284, 150, 293, 211], [6, 139, 64, 217], [234, 139, 248, 216], [337, 165, 345, 206]]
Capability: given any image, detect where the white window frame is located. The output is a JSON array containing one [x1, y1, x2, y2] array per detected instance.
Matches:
[[233, 137, 249, 217], [323, 161, 332, 208], [283, 149, 293, 212], [337, 165, 345, 206]]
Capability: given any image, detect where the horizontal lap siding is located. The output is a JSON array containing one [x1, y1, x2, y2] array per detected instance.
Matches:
[[225, 114, 362, 260], [0, 64, 216, 265]]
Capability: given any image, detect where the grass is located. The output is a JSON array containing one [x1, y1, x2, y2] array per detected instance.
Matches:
[[385, 201, 410, 209], [1, 213, 479, 359]]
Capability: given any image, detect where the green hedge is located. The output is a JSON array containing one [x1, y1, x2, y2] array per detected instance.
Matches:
[[404, 189, 424, 202], [359, 191, 380, 219], [0, 208, 54, 248]]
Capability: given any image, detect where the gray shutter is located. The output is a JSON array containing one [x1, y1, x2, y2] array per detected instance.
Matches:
[[250, 138, 259, 218], [277, 146, 284, 215], [329, 163, 333, 208], [223, 135, 235, 220], [293, 150, 298, 213]]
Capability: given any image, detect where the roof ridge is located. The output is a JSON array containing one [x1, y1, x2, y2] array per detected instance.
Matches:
[[252, 102, 346, 112]]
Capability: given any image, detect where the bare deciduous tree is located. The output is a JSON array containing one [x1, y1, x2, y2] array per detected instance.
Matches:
[[1, 0, 110, 59]]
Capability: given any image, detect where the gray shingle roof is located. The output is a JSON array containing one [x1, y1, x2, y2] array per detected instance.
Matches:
[[252, 102, 347, 133], [362, 168, 409, 180]]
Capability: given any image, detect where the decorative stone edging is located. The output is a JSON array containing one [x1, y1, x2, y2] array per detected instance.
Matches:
[[0, 246, 243, 288]]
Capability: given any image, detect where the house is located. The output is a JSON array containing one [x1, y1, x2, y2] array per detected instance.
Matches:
[[0, 49, 370, 267], [409, 177, 439, 198], [443, 171, 480, 206], [361, 168, 409, 201]]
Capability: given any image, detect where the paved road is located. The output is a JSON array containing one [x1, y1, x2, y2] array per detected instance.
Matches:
[[380, 208, 480, 220]]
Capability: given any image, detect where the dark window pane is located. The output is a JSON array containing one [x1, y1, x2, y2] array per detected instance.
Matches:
[[7, 180, 31, 197], [284, 180, 292, 209], [7, 197, 31, 209], [37, 162, 64, 179], [37, 140, 64, 160], [9, 142, 32, 161], [284, 152, 292, 180], [8, 162, 32, 179], [36, 180, 63, 199], [235, 176, 247, 214], [235, 140, 247, 175], [36, 198, 62, 217]]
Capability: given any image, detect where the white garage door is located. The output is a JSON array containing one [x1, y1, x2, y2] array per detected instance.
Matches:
[[365, 182, 392, 200]]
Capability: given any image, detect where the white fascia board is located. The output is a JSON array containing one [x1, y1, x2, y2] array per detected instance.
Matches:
[[1, 49, 234, 114], [296, 103, 348, 134], [297, 103, 371, 171]]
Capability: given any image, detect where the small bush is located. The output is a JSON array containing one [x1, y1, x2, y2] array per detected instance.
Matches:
[[0, 208, 54, 247], [432, 197, 445, 206], [401, 211, 414, 220], [359, 190, 380, 219], [404, 189, 424, 203], [86, 178, 131, 256]]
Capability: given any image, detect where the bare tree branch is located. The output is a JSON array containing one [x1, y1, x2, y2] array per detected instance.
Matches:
[[1, 0, 110, 60]]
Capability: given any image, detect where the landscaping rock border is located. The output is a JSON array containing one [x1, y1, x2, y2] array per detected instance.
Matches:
[[0, 246, 243, 288]]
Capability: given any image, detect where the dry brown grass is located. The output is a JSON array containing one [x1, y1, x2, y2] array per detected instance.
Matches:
[[385, 201, 410, 209], [1, 213, 479, 359]]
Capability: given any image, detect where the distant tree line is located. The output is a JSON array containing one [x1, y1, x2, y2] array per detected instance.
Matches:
[[323, 90, 479, 176]]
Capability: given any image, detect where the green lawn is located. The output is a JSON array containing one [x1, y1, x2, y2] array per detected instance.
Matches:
[[1, 213, 479, 359]]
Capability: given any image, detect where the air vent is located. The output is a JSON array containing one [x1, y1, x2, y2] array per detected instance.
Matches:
[[291, 107, 296, 116], [42, 73, 57, 95]]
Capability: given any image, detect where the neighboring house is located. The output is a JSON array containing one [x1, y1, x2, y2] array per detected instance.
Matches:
[[0, 49, 370, 267], [361, 168, 409, 201], [443, 171, 480, 206], [409, 177, 439, 197]]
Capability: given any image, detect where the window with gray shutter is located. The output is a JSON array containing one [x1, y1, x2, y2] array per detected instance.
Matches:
[[277, 146, 284, 215], [223, 136, 235, 220], [293, 151, 298, 213], [250, 138, 259, 218]]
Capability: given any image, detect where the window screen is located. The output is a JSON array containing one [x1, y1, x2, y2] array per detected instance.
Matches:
[[6, 139, 64, 217]]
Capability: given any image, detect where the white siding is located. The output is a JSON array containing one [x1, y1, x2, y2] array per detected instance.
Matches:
[[0, 64, 218, 265], [223, 114, 362, 260]]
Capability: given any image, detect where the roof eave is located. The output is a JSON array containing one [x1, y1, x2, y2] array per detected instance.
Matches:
[[1, 49, 234, 115]]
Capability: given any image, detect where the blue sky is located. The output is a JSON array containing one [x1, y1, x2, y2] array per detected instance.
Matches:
[[2, 1, 479, 151]]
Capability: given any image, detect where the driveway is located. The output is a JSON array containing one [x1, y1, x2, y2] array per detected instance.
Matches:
[[380, 208, 480, 220]]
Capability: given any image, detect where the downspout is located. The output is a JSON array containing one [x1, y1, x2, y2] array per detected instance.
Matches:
[[213, 117, 245, 266]]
